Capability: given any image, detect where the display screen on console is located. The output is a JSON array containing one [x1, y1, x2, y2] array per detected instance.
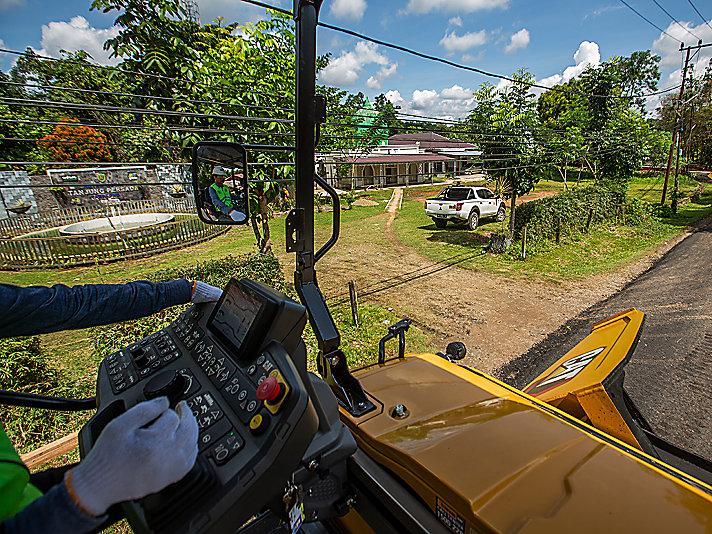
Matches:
[[210, 283, 263, 353]]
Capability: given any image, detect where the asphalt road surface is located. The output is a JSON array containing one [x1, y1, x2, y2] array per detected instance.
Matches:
[[497, 215, 712, 462]]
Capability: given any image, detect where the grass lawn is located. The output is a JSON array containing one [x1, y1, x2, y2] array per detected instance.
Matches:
[[393, 173, 712, 284]]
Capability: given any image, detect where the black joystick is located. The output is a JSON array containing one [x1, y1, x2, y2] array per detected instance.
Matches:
[[143, 370, 189, 408], [130, 346, 149, 368]]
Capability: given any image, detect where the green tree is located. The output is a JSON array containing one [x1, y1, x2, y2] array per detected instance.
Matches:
[[468, 70, 545, 231]]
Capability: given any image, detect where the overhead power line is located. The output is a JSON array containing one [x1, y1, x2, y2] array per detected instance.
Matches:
[[650, 0, 702, 41], [0, 80, 295, 116], [0, 47, 295, 104], [617, 0, 683, 43], [0, 96, 294, 124], [240, 0, 673, 101], [685, 0, 712, 32]]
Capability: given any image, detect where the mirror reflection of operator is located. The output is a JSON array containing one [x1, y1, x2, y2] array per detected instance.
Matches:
[[210, 166, 247, 222], [0, 279, 222, 533]]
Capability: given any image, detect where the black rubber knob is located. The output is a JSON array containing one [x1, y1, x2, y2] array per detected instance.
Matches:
[[143, 370, 189, 407]]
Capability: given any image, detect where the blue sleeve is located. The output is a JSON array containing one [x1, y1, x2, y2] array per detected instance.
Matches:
[[0, 482, 107, 534], [209, 187, 232, 215], [0, 280, 192, 338]]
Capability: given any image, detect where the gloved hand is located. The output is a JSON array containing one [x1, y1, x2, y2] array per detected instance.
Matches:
[[65, 398, 198, 517], [229, 210, 246, 223], [191, 281, 222, 303]]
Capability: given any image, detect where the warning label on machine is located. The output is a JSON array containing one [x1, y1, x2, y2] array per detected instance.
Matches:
[[436, 497, 465, 534]]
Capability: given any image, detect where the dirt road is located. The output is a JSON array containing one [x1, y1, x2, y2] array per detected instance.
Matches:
[[312, 188, 694, 376]]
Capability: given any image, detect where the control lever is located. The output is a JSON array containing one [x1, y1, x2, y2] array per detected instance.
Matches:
[[143, 370, 189, 408]]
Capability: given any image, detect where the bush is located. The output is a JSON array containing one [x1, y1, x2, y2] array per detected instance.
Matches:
[[0, 337, 85, 453], [514, 186, 651, 240]]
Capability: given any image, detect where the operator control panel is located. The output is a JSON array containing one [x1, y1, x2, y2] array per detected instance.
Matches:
[[79, 279, 319, 534]]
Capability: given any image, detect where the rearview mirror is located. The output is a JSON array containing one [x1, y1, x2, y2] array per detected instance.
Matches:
[[191, 141, 249, 225]]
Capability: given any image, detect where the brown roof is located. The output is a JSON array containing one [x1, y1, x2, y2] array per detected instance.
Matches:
[[388, 132, 477, 149], [345, 153, 455, 164]]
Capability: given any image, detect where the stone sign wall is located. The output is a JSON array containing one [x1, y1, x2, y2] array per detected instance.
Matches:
[[0, 164, 192, 219]]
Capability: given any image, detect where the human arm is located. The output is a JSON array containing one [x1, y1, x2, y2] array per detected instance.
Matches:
[[0, 279, 223, 338], [0, 280, 192, 338], [0, 398, 198, 534]]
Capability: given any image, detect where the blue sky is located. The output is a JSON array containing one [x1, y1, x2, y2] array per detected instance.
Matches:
[[1, 0, 711, 118]]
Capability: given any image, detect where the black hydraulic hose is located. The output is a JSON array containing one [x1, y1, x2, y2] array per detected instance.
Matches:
[[0, 390, 96, 412]]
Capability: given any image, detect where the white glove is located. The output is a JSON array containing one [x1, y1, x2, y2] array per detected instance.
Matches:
[[229, 210, 246, 222], [66, 398, 198, 517], [191, 281, 222, 303]]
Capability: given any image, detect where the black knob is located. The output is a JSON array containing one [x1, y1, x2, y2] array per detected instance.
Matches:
[[143, 370, 189, 407]]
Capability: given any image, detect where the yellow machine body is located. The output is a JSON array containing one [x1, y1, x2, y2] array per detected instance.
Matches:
[[523, 308, 646, 449], [337, 309, 712, 533]]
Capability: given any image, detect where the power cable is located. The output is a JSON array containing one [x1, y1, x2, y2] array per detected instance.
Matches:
[[617, 0, 683, 42], [685, 0, 712, 32], [0, 80, 296, 116], [0, 47, 295, 104], [0, 117, 296, 139], [0, 97, 294, 125], [241, 0, 671, 100], [650, 0, 702, 41]]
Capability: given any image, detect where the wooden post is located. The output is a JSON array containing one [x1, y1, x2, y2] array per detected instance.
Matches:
[[555, 217, 560, 245], [348, 281, 359, 327], [585, 208, 593, 233], [521, 225, 527, 261]]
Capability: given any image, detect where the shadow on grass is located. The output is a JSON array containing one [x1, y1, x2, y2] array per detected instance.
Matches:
[[421, 224, 491, 247]]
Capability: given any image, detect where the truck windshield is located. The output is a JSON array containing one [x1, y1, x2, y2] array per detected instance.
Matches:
[[442, 187, 470, 201]]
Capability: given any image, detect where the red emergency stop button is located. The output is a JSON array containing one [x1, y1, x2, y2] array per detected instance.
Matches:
[[257, 376, 281, 402]]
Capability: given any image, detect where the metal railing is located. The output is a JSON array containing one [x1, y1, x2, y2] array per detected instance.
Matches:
[[0, 203, 230, 269]]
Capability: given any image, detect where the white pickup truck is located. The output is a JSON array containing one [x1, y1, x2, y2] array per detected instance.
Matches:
[[424, 185, 506, 230]]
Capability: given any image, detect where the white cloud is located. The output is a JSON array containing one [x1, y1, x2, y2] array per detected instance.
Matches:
[[412, 89, 440, 109], [538, 40, 600, 89], [34, 16, 120, 65], [0, 0, 24, 11], [404, 0, 508, 15], [366, 62, 398, 90], [505, 28, 529, 54], [384, 84, 476, 120], [653, 20, 712, 75], [439, 30, 487, 53], [449, 16, 463, 26], [318, 41, 393, 87], [330, 0, 367, 21], [441, 84, 472, 99]]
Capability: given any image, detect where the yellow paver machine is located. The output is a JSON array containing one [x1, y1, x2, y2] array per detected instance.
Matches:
[[4, 1, 711, 533]]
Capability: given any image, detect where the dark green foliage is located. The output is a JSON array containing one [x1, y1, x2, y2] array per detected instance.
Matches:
[[0, 337, 86, 453], [513, 186, 652, 240]]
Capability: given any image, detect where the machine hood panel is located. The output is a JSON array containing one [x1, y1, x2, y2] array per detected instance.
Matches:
[[341, 355, 712, 533]]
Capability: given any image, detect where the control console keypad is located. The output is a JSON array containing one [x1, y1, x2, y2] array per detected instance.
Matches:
[[103, 305, 295, 495], [106, 330, 181, 394]]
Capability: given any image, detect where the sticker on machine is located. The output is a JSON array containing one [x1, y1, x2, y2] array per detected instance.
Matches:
[[524, 346, 606, 397], [435, 497, 465, 534]]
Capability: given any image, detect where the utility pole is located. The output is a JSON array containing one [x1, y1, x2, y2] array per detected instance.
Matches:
[[661, 40, 710, 207], [661, 42, 693, 206]]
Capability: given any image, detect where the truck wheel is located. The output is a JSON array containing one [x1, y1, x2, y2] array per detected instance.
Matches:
[[496, 205, 506, 222], [434, 218, 447, 229], [467, 210, 479, 231]]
